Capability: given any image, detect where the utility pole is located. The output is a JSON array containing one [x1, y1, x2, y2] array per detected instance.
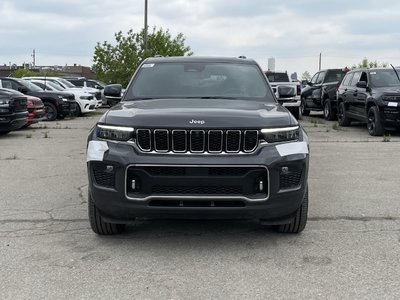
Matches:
[[144, 0, 148, 53], [318, 52, 321, 71], [31, 49, 36, 67]]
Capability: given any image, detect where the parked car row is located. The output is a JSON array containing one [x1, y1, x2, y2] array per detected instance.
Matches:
[[300, 67, 400, 136], [0, 76, 106, 135]]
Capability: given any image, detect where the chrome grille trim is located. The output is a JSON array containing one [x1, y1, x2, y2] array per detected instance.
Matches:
[[172, 130, 187, 153], [208, 130, 223, 153], [226, 130, 241, 153], [190, 130, 205, 153], [136, 129, 151, 152], [135, 129, 259, 154], [243, 130, 259, 153], [153, 129, 169, 153]]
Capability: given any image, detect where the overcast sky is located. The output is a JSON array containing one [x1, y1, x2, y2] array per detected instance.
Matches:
[[1, 0, 400, 77]]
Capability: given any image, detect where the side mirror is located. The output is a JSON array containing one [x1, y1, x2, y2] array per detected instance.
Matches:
[[104, 84, 122, 97], [301, 80, 308, 86], [356, 81, 367, 89], [104, 84, 122, 106]]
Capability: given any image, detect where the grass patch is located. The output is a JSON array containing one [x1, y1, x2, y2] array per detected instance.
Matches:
[[382, 134, 391, 142], [6, 154, 17, 160]]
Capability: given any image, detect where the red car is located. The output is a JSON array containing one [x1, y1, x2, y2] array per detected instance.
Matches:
[[26, 95, 45, 125]]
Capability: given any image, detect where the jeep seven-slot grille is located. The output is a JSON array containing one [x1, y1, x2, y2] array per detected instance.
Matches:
[[136, 129, 259, 153]]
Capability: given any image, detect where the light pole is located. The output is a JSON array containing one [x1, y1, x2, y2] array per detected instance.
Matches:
[[144, 0, 148, 53]]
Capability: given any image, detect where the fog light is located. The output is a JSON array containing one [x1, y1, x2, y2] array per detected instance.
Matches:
[[131, 180, 136, 190], [281, 166, 289, 174], [105, 165, 114, 173]]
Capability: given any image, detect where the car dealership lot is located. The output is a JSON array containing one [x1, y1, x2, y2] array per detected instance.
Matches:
[[1, 110, 399, 299]]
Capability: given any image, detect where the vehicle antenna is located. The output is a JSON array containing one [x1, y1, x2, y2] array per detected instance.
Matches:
[[390, 64, 400, 83]]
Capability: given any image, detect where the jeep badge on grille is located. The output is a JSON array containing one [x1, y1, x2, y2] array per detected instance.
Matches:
[[189, 119, 205, 124]]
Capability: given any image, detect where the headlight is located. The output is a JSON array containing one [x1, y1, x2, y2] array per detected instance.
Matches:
[[261, 126, 300, 143], [80, 95, 91, 100], [0, 100, 10, 105], [96, 124, 134, 141]]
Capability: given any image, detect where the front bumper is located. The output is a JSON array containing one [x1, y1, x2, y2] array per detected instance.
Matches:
[[58, 101, 77, 116], [0, 111, 28, 132], [78, 99, 97, 114], [95, 100, 102, 108], [278, 98, 301, 107], [87, 136, 309, 223], [28, 107, 45, 124], [381, 104, 400, 128]]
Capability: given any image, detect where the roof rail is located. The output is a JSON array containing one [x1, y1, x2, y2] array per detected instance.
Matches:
[[238, 56, 247, 59]]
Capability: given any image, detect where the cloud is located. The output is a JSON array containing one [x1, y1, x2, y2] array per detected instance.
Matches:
[[0, 0, 400, 75]]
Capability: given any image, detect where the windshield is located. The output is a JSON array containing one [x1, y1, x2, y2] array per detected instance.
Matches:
[[126, 62, 273, 102], [265, 72, 289, 82], [44, 81, 64, 91], [57, 78, 76, 88], [369, 69, 400, 87], [18, 79, 43, 92]]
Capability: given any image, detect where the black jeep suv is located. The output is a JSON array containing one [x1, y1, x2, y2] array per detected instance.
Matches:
[[301, 68, 348, 120], [337, 68, 400, 136], [87, 56, 310, 235]]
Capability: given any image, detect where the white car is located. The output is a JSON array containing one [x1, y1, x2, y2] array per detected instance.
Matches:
[[26, 79, 97, 115], [23, 77, 102, 108]]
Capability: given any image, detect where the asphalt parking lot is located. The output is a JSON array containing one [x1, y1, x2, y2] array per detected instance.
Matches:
[[1, 110, 400, 299]]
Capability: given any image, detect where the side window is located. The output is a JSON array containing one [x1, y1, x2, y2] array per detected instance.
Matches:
[[359, 72, 368, 83], [316, 71, 326, 84], [310, 73, 319, 84], [342, 73, 354, 86], [86, 81, 96, 88], [350, 72, 361, 86], [2, 79, 19, 90], [70, 80, 84, 87]]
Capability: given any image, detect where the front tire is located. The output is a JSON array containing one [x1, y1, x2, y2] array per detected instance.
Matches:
[[300, 98, 310, 116], [276, 186, 308, 234], [367, 106, 384, 136], [74, 104, 82, 117], [337, 102, 351, 126], [323, 99, 335, 121], [88, 192, 126, 235], [44, 103, 57, 121]]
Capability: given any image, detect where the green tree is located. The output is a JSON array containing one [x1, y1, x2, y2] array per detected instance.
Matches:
[[93, 27, 193, 87], [10, 69, 38, 78], [301, 71, 311, 81], [10, 68, 61, 78], [353, 58, 388, 68]]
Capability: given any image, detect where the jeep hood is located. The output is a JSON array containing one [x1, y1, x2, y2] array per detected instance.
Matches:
[[101, 98, 297, 128]]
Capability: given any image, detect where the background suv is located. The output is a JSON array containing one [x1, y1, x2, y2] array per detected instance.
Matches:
[[337, 68, 400, 136], [301, 68, 348, 120]]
